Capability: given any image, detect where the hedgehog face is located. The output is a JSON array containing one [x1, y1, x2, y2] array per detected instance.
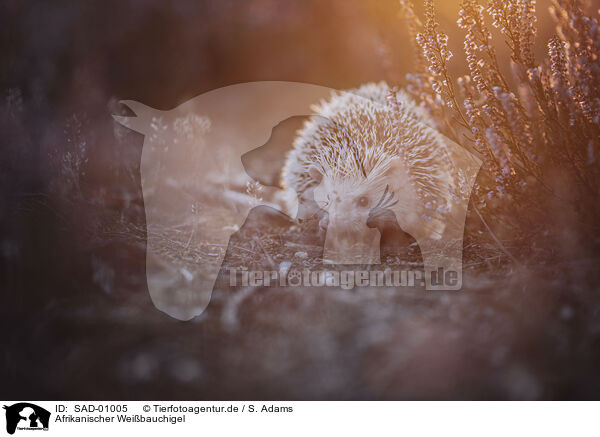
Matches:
[[313, 173, 384, 263], [312, 169, 393, 251], [312, 157, 424, 241]]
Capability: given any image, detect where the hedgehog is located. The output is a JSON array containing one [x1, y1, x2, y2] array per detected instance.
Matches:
[[281, 82, 459, 254]]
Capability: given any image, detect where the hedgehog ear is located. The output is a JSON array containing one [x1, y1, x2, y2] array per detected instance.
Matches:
[[309, 165, 323, 183]]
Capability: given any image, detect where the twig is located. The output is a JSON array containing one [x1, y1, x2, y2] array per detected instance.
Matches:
[[472, 202, 519, 264]]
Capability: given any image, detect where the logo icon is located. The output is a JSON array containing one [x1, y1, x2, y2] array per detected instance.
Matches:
[[3, 403, 50, 435], [113, 81, 481, 320]]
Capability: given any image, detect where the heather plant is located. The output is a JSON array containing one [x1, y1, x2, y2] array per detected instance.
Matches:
[[398, 0, 600, 259]]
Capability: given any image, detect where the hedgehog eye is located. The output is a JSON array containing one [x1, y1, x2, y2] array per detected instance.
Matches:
[[356, 196, 370, 208]]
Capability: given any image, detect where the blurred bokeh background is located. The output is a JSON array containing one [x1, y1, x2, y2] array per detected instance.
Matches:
[[2, 0, 600, 400]]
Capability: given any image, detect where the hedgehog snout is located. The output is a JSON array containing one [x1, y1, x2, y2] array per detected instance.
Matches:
[[326, 207, 372, 235]]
